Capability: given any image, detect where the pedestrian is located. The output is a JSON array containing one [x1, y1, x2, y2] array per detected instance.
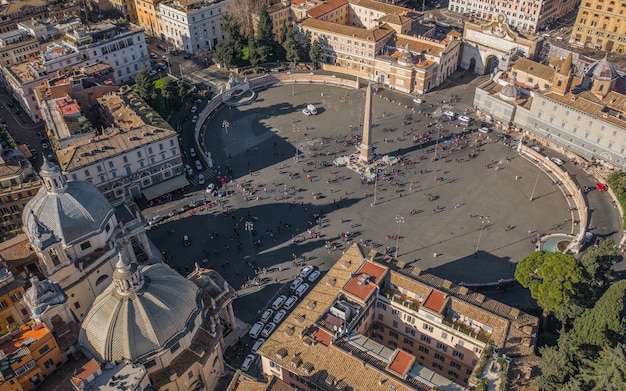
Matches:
[[515, 175, 519, 180]]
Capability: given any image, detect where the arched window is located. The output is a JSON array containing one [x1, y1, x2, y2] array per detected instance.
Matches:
[[96, 275, 109, 286]]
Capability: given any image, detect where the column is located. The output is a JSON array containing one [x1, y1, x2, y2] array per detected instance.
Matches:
[[227, 303, 237, 331], [139, 232, 153, 258]]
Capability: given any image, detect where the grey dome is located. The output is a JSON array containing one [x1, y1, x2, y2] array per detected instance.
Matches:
[[22, 160, 114, 247], [586, 57, 619, 81], [78, 262, 201, 363], [500, 83, 520, 100]]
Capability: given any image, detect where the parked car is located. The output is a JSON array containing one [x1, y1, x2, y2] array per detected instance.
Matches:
[[272, 309, 287, 324], [478, 127, 490, 134], [189, 147, 197, 157], [192, 115, 198, 123], [149, 69, 158, 76], [444, 110, 456, 119], [147, 215, 162, 226], [161, 55, 168, 61], [299, 265, 314, 278], [251, 338, 265, 354], [307, 270, 321, 282], [302, 108, 312, 116], [150, 53, 158, 60], [42, 142, 49, 149], [306, 104, 317, 115], [413, 98, 423, 104], [272, 295, 287, 310], [183, 235, 191, 247], [260, 309, 274, 323], [198, 174, 205, 185], [206, 183, 216, 193], [261, 322, 277, 338], [295, 283, 309, 297], [191, 106, 198, 113], [550, 157, 563, 166], [249, 321, 264, 338], [241, 354, 256, 371], [284, 296, 298, 310], [185, 164, 194, 176], [195, 160, 203, 171], [290, 277, 304, 291], [215, 176, 227, 184]]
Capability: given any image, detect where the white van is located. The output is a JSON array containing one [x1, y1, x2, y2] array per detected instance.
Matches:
[[249, 321, 264, 338], [478, 127, 490, 134]]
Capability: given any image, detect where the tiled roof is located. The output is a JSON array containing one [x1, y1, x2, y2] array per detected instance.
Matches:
[[300, 18, 394, 42], [379, 13, 411, 25], [423, 290, 447, 313], [0, 234, 37, 264], [342, 260, 387, 301], [348, 0, 408, 15], [388, 349, 415, 377], [512, 57, 555, 82], [70, 358, 100, 387], [307, 0, 348, 19]]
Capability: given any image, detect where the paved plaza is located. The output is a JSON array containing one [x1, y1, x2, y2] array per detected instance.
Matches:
[[145, 75, 621, 325]]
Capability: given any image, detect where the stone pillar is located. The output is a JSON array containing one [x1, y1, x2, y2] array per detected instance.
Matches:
[[227, 303, 237, 331], [359, 82, 374, 163]]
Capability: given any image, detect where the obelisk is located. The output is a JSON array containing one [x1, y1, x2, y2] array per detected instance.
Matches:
[[359, 82, 374, 163]]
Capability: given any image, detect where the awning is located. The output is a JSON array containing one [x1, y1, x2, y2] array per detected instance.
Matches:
[[142, 175, 189, 200]]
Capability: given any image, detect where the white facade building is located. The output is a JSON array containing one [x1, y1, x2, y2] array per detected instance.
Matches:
[[63, 22, 151, 84], [158, 0, 231, 54], [447, 0, 577, 33]]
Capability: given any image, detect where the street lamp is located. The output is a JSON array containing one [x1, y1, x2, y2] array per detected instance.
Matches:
[[395, 215, 404, 258], [292, 123, 300, 162], [371, 171, 378, 207], [222, 120, 229, 135], [245, 221, 255, 265], [474, 215, 489, 257]]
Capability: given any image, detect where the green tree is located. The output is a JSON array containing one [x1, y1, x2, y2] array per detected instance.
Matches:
[[161, 77, 180, 108], [534, 340, 578, 391], [283, 26, 301, 64], [134, 65, 156, 103], [309, 39, 322, 69], [579, 344, 626, 390], [253, 5, 275, 63], [580, 239, 619, 290], [212, 15, 243, 68], [279, 21, 288, 43], [248, 30, 259, 67], [515, 251, 583, 321], [300, 30, 312, 62]]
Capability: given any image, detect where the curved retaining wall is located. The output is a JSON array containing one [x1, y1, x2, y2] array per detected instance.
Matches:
[[518, 145, 587, 254]]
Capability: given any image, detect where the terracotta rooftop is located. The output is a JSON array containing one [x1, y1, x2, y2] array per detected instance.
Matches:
[[300, 18, 395, 42], [512, 57, 555, 82], [307, 0, 347, 19], [423, 290, 447, 313], [349, 0, 408, 15], [0, 325, 50, 355], [342, 260, 387, 301], [388, 349, 415, 377], [70, 358, 100, 387]]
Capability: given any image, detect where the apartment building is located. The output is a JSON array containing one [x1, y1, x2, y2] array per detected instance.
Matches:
[[258, 244, 538, 390], [0, 0, 80, 34], [62, 22, 150, 84], [474, 54, 626, 169], [135, 0, 165, 38], [0, 269, 28, 333], [0, 30, 40, 68], [0, 126, 40, 237], [300, 0, 461, 94], [159, 0, 232, 54], [447, 0, 577, 33], [570, 0, 626, 53], [0, 324, 65, 391], [51, 85, 185, 203]]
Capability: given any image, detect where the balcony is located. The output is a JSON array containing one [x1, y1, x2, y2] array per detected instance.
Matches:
[[381, 286, 421, 312], [442, 316, 492, 344]]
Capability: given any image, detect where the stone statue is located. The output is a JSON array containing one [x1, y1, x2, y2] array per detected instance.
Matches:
[[226, 73, 239, 90]]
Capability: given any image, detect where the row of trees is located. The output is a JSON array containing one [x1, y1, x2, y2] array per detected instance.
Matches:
[[212, 6, 321, 69], [514, 240, 625, 389]]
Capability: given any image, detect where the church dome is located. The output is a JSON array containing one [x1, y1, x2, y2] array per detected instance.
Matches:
[[500, 77, 520, 101], [585, 57, 619, 81], [78, 255, 201, 363], [22, 159, 115, 247]]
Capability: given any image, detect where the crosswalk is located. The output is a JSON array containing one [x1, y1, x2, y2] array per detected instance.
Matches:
[[188, 69, 227, 90], [187, 167, 219, 186]]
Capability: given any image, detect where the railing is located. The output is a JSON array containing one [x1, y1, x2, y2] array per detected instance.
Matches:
[[442, 317, 491, 344], [381, 286, 421, 312]]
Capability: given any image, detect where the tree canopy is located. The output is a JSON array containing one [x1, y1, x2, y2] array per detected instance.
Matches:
[[134, 65, 156, 103], [515, 251, 583, 316]]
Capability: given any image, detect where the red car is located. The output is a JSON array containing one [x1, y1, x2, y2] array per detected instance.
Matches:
[[596, 182, 608, 192], [215, 176, 227, 185]]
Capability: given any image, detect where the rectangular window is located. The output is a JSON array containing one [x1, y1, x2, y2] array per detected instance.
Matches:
[[453, 350, 464, 360], [418, 345, 429, 354], [389, 330, 399, 339], [80, 241, 91, 251], [441, 332, 448, 339], [436, 342, 448, 352], [420, 335, 431, 344], [392, 320, 398, 328], [38, 345, 50, 355], [434, 353, 445, 362], [422, 323, 433, 332]]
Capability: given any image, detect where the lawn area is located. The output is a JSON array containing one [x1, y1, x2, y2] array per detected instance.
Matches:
[[152, 76, 170, 119]]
